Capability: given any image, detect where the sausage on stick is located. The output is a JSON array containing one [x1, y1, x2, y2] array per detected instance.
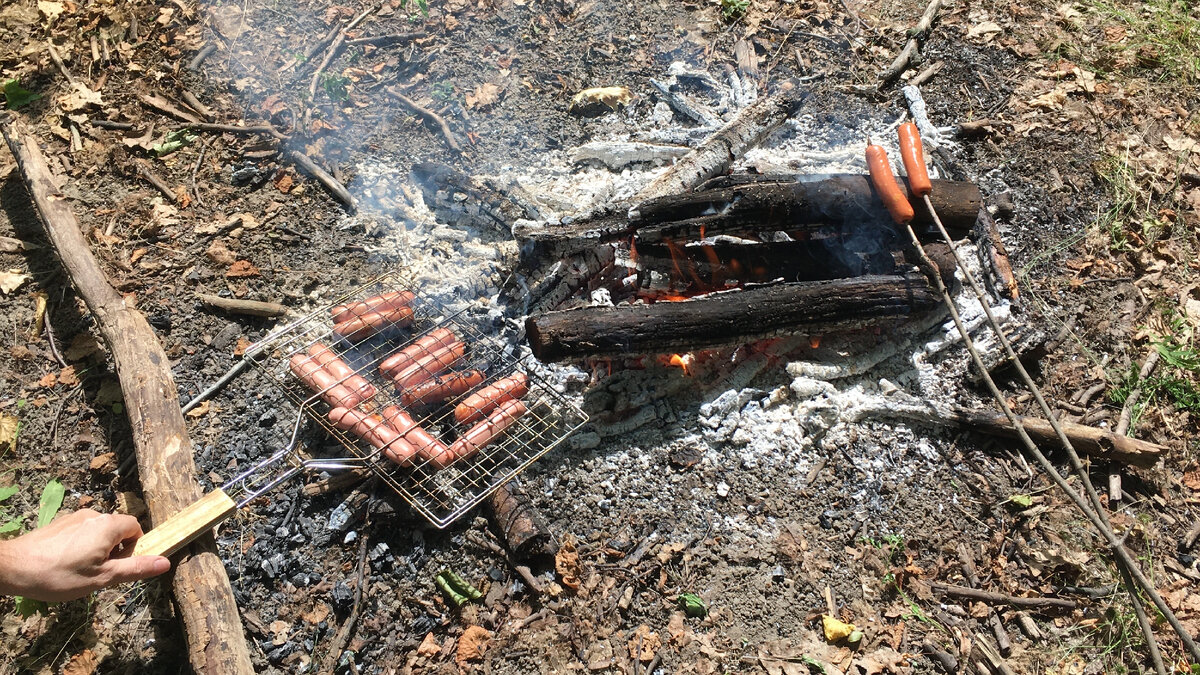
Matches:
[[897, 123, 932, 197], [454, 373, 529, 425], [865, 138, 915, 225]]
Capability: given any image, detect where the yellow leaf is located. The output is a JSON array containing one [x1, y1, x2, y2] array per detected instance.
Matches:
[[822, 614, 856, 642], [0, 415, 18, 453], [466, 83, 501, 109], [0, 270, 30, 295]]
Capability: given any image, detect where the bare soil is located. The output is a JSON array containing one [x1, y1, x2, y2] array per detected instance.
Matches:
[[0, 0, 1198, 673]]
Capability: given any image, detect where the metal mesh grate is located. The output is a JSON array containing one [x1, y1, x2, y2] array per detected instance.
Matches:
[[244, 271, 587, 528]]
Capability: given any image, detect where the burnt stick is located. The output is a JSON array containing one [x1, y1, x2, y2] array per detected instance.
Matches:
[[526, 271, 940, 361]]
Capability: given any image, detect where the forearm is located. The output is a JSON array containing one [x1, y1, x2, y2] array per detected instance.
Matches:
[[0, 539, 36, 597]]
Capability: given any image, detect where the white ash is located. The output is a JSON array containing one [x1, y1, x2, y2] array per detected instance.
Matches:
[[336, 62, 1019, 548]]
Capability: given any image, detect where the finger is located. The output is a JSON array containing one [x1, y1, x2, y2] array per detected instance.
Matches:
[[98, 513, 144, 544], [102, 555, 172, 585]]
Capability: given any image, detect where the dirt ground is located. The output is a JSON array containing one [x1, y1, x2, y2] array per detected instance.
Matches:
[[0, 0, 1199, 672]]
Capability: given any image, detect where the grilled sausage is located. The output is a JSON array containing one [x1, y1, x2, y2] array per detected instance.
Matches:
[[290, 354, 361, 407], [448, 399, 527, 462], [381, 405, 452, 468], [331, 305, 415, 341], [331, 290, 415, 323], [390, 341, 466, 390], [400, 369, 486, 407], [327, 407, 418, 465], [379, 328, 458, 377], [865, 141, 914, 225], [454, 373, 529, 425], [897, 123, 932, 197], [308, 343, 376, 402]]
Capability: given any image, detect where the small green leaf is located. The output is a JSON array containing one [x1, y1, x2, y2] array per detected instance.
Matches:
[[0, 520, 21, 535], [37, 480, 65, 529], [152, 129, 197, 156], [0, 485, 18, 502], [1009, 494, 1033, 508], [2, 79, 42, 110], [13, 596, 47, 618], [677, 592, 708, 618]]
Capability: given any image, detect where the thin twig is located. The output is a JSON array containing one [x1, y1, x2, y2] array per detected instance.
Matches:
[[309, 3, 380, 98], [1116, 349, 1159, 436], [138, 93, 202, 124], [89, 119, 135, 131], [908, 60, 944, 87], [135, 161, 177, 202], [345, 31, 425, 47], [187, 42, 217, 70], [181, 357, 252, 414], [190, 139, 208, 207], [324, 521, 371, 672], [385, 88, 462, 153], [283, 149, 356, 210], [180, 91, 214, 120], [877, 0, 942, 85], [49, 384, 83, 454], [46, 41, 76, 85], [465, 531, 544, 594], [42, 306, 67, 368]]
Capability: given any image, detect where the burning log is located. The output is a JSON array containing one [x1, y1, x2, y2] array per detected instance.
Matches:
[[526, 271, 940, 361], [633, 238, 898, 288], [515, 176, 981, 262]]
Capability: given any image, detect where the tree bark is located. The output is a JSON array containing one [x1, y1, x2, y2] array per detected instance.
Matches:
[[527, 271, 939, 361], [1, 118, 254, 674]]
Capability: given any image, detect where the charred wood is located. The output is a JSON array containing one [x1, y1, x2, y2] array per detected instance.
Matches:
[[484, 482, 554, 561], [527, 271, 940, 361], [412, 162, 541, 233], [632, 86, 809, 203], [516, 176, 981, 262]]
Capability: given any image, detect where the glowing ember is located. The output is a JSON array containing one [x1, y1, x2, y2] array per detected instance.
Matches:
[[667, 353, 694, 376], [810, 335, 821, 349]]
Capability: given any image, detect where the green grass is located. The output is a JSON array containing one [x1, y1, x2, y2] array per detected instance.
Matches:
[[720, 0, 749, 22], [1087, 0, 1200, 83], [1110, 314, 1200, 431]]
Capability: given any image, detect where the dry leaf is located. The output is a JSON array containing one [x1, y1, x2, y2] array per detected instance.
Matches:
[[234, 336, 251, 356], [966, 21, 1002, 41], [89, 452, 117, 473], [226, 260, 261, 278], [569, 86, 632, 115], [186, 400, 211, 417], [58, 365, 78, 387], [466, 83, 501, 109], [61, 648, 99, 675], [64, 332, 103, 361], [301, 603, 330, 624], [626, 624, 661, 661], [206, 240, 237, 266], [38, 372, 58, 388], [269, 619, 290, 646], [0, 270, 30, 294], [666, 611, 692, 646], [38, 1, 64, 21], [0, 415, 18, 453], [555, 535, 582, 589], [274, 173, 294, 193], [58, 83, 103, 111], [416, 632, 441, 657], [455, 626, 491, 664]]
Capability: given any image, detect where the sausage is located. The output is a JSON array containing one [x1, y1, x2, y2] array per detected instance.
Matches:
[[448, 399, 527, 462], [897, 123, 932, 197], [308, 343, 376, 403], [390, 341, 466, 390], [328, 407, 418, 465], [865, 141, 915, 225], [331, 305, 415, 341], [290, 354, 361, 408], [379, 328, 458, 377], [400, 369, 486, 407], [381, 405, 452, 468], [454, 373, 529, 425], [331, 290, 415, 323]]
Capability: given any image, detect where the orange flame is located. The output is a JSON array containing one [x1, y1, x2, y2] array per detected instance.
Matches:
[[810, 335, 821, 349], [667, 353, 694, 376]]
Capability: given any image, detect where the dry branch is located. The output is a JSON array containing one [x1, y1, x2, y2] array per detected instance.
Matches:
[[196, 293, 289, 318], [930, 583, 1077, 611], [484, 482, 554, 560], [0, 117, 253, 674], [385, 88, 463, 153], [878, 0, 943, 84]]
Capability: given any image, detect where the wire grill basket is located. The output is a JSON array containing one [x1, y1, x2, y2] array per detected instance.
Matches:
[[244, 271, 587, 528]]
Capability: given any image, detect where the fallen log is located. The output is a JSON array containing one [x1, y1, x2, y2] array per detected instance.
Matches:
[[515, 176, 981, 262], [527, 271, 940, 361], [632, 85, 809, 203], [634, 237, 898, 287], [0, 117, 254, 674]]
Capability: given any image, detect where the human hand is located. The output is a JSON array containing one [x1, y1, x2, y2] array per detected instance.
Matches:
[[0, 509, 171, 602]]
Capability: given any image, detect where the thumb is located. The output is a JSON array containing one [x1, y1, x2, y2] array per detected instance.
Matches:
[[103, 555, 172, 585]]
